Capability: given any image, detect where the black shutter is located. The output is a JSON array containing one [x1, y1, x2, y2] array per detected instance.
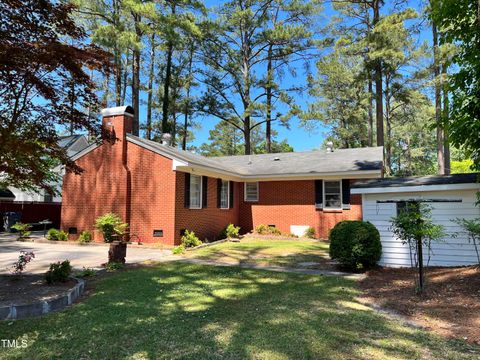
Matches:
[[184, 173, 190, 208], [342, 179, 351, 210], [315, 180, 323, 209], [229, 181, 234, 208], [217, 178, 222, 208], [202, 176, 208, 208]]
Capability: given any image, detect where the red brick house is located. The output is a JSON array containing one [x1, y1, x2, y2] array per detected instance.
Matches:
[[61, 106, 383, 245]]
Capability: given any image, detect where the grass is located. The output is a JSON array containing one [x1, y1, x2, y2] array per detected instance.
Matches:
[[0, 262, 477, 359], [184, 238, 333, 269]]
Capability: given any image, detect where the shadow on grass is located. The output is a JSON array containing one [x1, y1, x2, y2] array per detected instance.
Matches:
[[0, 263, 476, 359]]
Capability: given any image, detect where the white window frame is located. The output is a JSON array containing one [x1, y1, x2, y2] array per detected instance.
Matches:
[[220, 180, 230, 209], [189, 174, 202, 209], [244, 182, 259, 202], [323, 180, 342, 210]]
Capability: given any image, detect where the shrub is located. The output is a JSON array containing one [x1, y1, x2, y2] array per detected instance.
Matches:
[[78, 230, 93, 244], [47, 228, 68, 241], [220, 223, 241, 239], [304, 227, 316, 239], [11, 222, 31, 238], [45, 260, 72, 284], [254, 224, 282, 236], [95, 213, 128, 242], [329, 220, 381, 271], [181, 230, 202, 248], [172, 245, 186, 255], [75, 267, 96, 278], [11, 251, 35, 275], [105, 262, 124, 271]]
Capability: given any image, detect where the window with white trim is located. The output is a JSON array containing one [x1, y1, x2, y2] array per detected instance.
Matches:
[[189, 175, 202, 209], [220, 180, 229, 209], [323, 180, 342, 209], [244, 182, 259, 202]]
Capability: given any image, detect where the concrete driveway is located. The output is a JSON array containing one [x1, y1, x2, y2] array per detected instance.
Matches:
[[0, 233, 172, 274]]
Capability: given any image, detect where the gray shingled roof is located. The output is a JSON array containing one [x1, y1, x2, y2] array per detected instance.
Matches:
[[127, 134, 383, 177], [213, 147, 383, 176], [352, 173, 480, 188]]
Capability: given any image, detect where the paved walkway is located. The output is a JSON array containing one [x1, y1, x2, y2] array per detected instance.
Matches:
[[174, 257, 365, 280], [0, 233, 171, 274]]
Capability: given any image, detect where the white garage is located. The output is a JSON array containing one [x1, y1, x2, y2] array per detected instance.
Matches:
[[352, 174, 480, 267]]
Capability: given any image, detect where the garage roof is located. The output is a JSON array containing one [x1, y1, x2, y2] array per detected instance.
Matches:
[[353, 173, 480, 189]]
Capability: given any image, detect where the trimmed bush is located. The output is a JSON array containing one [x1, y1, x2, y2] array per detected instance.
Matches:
[[254, 224, 282, 236], [95, 213, 128, 242], [181, 230, 202, 248], [329, 220, 381, 271], [78, 230, 93, 244], [220, 223, 241, 239], [172, 245, 186, 255], [45, 260, 72, 284], [304, 227, 316, 239], [47, 228, 68, 241]]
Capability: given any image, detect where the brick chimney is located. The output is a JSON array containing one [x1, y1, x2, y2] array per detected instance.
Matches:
[[93, 106, 134, 240]]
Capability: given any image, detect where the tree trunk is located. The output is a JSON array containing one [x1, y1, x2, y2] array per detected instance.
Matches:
[[114, 50, 122, 106], [433, 18, 445, 174], [131, 14, 141, 136], [385, 76, 392, 175], [442, 64, 451, 174], [162, 41, 173, 134], [373, 0, 384, 148], [368, 73, 374, 147], [265, 45, 273, 153], [146, 33, 155, 140], [182, 44, 194, 151], [69, 80, 75, 135], [244, 117, 251, 155], [121, 50, 128, 105]]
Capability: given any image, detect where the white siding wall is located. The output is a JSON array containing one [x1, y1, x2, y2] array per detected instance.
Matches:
[[362, 189, 480, 267]]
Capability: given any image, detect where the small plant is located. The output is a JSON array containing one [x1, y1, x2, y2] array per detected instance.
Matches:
[[11, 222, 31, 238], [78, 230, 93, 244], [11, 251, 35, 275], [45, 260, 72, 284], [329, 220, 382, 271], [172, 245, 186, 255], [254, 224, 282, 236], [220, 223, 241, 239], [181, 230, 202, 248], [95, 213, 128, 243], [75, 267, 96, 278], [47, 228, 68, 241], [453, 218, 480, 265], [304, 227, 316, 239], [105, 262, 124, 271], [390, 203, 445, 293]]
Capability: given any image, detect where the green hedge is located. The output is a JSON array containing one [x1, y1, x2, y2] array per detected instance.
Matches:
[[329, 221, 381, 271]]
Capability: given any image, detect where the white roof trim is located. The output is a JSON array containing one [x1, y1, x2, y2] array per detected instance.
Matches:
[[351, 183, 480, 194], [101, 106, 134, 118]]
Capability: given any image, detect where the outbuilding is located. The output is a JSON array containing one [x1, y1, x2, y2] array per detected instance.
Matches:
[[352, 174, 480, 267]]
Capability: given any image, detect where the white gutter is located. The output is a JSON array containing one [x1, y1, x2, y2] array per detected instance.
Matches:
[[351, 183, 480, 194]]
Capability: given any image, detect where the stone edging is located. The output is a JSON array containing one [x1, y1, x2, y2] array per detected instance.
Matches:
[[0, 277, 85, 321]]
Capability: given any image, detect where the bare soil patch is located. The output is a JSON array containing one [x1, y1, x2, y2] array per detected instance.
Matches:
[[0, 274, 75, 307], [359, 266, 480, 345]]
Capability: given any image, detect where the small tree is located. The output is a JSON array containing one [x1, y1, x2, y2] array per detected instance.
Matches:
[[390, 203, 445, 293], [453, 218, 480, 266], [95, 213, 128, 243]]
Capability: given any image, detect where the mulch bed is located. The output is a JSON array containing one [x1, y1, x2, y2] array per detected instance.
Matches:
[[0, 274, 76, 307], [359, 266, 480, 345]]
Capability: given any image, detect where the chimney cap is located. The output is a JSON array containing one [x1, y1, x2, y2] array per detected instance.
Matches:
[[101, 105, 134, 118]]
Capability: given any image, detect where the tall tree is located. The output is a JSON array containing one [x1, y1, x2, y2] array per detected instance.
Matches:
[[0, 0, 110, 192], [431, 0, 480, 170]]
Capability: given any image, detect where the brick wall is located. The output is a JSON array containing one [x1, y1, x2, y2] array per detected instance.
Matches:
[[238, 180, 362, 239], [174, 173, 239, 245]]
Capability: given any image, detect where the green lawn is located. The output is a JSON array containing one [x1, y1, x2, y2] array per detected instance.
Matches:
[[0, 263, 476, 359], [185, 238, 334, 269]]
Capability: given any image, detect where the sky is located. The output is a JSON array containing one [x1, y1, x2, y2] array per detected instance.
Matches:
[[115, 0, 432, 153]]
